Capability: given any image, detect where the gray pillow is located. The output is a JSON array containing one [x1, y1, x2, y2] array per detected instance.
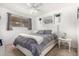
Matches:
[[36, 30, 44, 34], [44, 30, 52, 34], [36, 30, 52, 34]]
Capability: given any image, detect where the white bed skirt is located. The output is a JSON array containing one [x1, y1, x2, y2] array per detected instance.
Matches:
[[16, 40, 57, 56]]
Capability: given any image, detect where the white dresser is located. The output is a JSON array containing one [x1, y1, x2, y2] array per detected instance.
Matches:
[[0, 39, 5, 56], [0, 46, 5, 56]]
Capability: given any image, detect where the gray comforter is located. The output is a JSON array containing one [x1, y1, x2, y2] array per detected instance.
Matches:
[[13, 33, 57, 56], [13, 35, 41, 56], [32, 33, 57, 47]]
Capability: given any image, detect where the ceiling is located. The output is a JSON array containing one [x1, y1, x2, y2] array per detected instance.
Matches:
[[0, 3, 78, 17]]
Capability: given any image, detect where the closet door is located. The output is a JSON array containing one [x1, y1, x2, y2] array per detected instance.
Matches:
[[77, 22, 79, 55], [77, 8, 79, 56]]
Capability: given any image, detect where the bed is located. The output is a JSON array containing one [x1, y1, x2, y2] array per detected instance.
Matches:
[[13, 30, 58, 56]]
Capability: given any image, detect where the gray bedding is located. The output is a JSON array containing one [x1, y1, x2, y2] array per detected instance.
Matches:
[[13, 36, 41, 56], [32, 33, 57, 47], [13, 33, 57, 56]]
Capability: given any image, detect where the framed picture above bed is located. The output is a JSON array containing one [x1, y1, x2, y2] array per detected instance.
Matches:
[[42, 16, 53, 24], [7, 13, 32, 30]]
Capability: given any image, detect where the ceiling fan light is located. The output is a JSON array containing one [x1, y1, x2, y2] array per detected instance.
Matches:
[[30, 9, 38, 14], [27, 3, 32, 7]]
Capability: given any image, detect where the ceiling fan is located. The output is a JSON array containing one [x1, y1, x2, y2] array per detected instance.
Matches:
[[26, 3, 42, 14]]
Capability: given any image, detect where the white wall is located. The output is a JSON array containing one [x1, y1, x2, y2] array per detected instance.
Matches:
[[35, 6, 77, 48], [35, 12, 56, 31], [0, 8, 32, 45], [60, 7, 77, 48]]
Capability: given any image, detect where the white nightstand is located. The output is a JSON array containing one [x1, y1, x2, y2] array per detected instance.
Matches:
[[58, 38, 72, 52]]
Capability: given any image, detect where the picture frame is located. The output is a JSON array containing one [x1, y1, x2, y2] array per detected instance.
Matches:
[[43, 16, 53, 24], [7, 13, 32, 30]]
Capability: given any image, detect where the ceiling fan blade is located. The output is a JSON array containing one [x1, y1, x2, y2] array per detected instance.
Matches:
[[26, 3, 43, 14], [26, 3, 42, 9]]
